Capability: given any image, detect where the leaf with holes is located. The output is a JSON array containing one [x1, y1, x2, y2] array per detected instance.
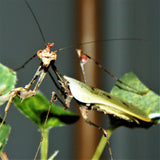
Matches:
[[13, 93, 79, 130]]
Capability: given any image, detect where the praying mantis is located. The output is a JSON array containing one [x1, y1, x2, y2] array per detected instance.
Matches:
[[0, 0, 159, 159]]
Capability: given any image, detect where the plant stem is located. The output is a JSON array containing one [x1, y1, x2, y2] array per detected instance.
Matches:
[[92, 126, 116, 160], [41, 129, 49, 160]]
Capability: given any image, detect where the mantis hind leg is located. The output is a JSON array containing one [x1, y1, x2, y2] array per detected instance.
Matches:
[[79, 105, 113, 160], [79, 105, 107, 136]]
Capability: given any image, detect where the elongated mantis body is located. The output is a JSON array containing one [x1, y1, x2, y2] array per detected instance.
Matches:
[[63, 76, 152, 123]]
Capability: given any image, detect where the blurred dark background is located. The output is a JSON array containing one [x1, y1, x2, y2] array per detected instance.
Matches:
[[0, 0, 159, 159]]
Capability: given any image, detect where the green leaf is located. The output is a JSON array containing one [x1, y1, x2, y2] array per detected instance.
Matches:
[[0, 119, 11, 154], [110, 72, 160, 127], [13, 93, 79, 130], [0, 63, 17, 105]]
